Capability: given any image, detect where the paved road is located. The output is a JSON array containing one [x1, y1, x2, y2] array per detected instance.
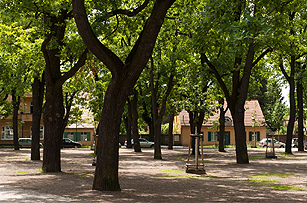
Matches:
[[0, 186, 90, 203]]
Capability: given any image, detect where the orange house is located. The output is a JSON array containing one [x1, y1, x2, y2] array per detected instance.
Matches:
[[178, 100, 266, 146], [0, 93, 95, 147]]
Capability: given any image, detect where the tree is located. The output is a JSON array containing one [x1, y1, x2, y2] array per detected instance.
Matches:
[[41, 4, 88, 172], [248, 68, 287, 133], [198, 0, 274, 163], [1, 0, 89, 171], [31, 76, 45, 160], [0, 18, 34, 151], [73, 0, 175, 191], [130, 89, 141, 152], [218, 97, 228, 152], [149, 57, 174, 159], [274, 1, 307, 153]]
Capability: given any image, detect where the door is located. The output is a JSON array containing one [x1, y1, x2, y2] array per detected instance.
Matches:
[[225, 131, 230, 146]]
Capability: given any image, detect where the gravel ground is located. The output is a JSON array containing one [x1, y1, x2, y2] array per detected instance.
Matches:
[[0, 147, 307, 202]]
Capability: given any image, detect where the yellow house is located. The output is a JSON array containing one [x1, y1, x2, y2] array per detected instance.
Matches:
[[0, 93, 95, 146], [179, 100, 266, 146]]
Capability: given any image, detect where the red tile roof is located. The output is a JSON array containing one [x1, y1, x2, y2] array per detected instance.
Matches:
[[179, 100, 265, 127]]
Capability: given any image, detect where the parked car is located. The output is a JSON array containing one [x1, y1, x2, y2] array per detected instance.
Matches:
[[62, 138, 82, 148], [18, 138, 43, 148], [125, 138, 154, 148], [259, 138, 285, 148], [292, 138, 306, 148]]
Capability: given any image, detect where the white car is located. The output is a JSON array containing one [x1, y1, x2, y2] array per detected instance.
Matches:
[[18, 138, 43, 148], [259, 138, 285, 148], [125, 138, 154, 148]]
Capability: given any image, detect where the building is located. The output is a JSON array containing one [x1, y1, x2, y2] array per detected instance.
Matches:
[[0, 93, 95, 146], [178, 100, 266, 146]]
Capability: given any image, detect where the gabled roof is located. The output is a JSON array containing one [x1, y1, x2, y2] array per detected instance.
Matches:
[[179, 100, 265, 127]]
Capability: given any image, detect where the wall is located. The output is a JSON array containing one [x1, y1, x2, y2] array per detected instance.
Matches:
[[181, 126, 266, 147]]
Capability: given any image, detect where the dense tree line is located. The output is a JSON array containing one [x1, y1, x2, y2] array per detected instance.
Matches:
[[0, 0, 306, 191]]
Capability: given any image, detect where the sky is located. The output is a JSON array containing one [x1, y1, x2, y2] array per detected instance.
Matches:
[[281, 84, 290, 107]]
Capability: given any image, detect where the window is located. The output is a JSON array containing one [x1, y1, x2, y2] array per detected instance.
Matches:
[[64, 132, 91, 141], [208, 131, 219, 141], [66, 132, 74, 140], [80, 132, 87, 141], [30, 126, 44, 140], [249, 131, 260, 141], [1, 126, 13, 140], [225, 116, 232, 123]]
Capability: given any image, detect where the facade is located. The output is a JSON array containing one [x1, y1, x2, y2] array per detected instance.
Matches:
[[179, 100, 266, 146], [0, 93, 95, 146]]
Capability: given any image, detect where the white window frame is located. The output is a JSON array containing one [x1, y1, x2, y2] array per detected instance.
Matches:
[[1, 126, 14, 140], [80, 132, 87, 141], [211, 131, 218, 141]]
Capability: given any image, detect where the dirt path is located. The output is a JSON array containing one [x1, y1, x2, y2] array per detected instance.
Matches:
[[0, 147, 307, 202]]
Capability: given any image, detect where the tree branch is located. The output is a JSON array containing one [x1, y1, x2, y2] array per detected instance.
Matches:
[[252, 47, 273, 67], [57, 48, 88, 86], [72, 0, 124, 76], [201, 53, 231, 102], [279, 59, 290, 83], [159, 73, 174, 121], [108, 0, 150, 18]]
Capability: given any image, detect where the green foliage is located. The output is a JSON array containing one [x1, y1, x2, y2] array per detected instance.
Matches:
[[161, 123, 169, 135]]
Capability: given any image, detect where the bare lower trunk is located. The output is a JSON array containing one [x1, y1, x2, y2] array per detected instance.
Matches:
[[219, 99, 226, 152], [12, 92, 20, 151], [232, 107, 249, 164], [297, 80, 304, 151], [92, 79, 126, 191], [31, 77, 44, 160], [131, 90, 141, 152], [154, 121, 162, 159], [42, 86, 64, 172], [124, 99, 132, 148], [285, 64, 295, 154], [168, 113, 174, 150]]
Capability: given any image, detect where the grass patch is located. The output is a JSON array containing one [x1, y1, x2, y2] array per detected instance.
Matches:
[[89, 153, 95, 157], [79, 173, 92, 178], [17, 171, 29, 174], [249, 155, 266, 160], [203, 145, 218, 149], [271, 185, 305, 191], [174, 158, 186, 162], [162, 169, 185, 174], [253, 172, 292, 178], [39, 167, 47, 173], [242, 172, 305, 191], [277, 153, 297, 159]]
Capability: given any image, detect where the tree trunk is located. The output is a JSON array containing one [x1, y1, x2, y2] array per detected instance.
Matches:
[[189, 112, 196, 155], [140, 96, 154, 142], [219, 99, 226, 152], [284, 56, 296, 154], [43, 85, 65, 172], [154, 119, 162, 159], [12, 91, 20, 151], [124, 99, 132, 148], [131, 90, 141, 152], [31, 77, 44, 160], [232, 106, 249, 164], [297, 78, 304, 151], [168, 113, 174, 150], [92, 78, 126, 191]]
